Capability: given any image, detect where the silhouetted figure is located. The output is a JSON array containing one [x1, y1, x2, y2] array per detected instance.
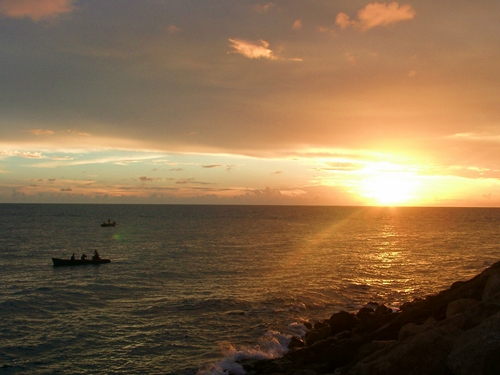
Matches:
[[81, 253, 87, 261], [92, 250, 100, 261], [70, 254, 75, 261]]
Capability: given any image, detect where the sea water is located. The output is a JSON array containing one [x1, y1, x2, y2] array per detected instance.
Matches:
[[1, 204, 500, 374]]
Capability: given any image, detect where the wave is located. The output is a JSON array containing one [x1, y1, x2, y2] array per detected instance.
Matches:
[[198, 328, 297, 375]]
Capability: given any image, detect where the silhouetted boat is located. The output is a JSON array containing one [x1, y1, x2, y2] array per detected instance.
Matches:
[[101, 220, 118, 227], [52, 258, 111, 266]]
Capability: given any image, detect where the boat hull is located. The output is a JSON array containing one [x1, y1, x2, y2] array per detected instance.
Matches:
[[52, 258, 111, 267], [101, 223, 117, 227]]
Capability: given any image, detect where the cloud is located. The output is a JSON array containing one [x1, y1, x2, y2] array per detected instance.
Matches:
[[167, 24, 180, 34], [51, 156, 74, 161], [0, 150, 47, 159], [292, 19, 302, 30], [28, 129, 55, 135], [176, 179, 214, 185], [139, 176, 163, 182], [60, 188, 72, 191], [202, 164, 223, 169], [253, 3, 275, 13], [336, 2, 416, 31], [228, 38, 277, 60], [0, 0, 75, 22], [321, 162, 362, 171]]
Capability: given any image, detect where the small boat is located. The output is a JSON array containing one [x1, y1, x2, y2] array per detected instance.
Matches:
[[52, 258, 111, 267], [101, 220, 118, 227]]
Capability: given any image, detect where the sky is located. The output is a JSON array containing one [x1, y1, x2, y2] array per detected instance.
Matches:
[[1, 0, 500, 206]]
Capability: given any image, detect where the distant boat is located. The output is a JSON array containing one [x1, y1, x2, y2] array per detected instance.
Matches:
[[52, 258, 111, 267], [101, 220, 118, 227]]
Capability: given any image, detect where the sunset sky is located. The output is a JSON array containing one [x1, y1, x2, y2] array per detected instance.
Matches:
[[1, 0, 500, 206]]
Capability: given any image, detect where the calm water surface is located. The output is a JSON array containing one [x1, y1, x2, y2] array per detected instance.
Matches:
[[1, 204, 500, 374]]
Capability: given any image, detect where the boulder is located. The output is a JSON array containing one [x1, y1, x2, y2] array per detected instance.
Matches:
[[446, 298, 478, 318], [447, 312, 500, 375], [374, 304, 391, 315], [482, 272, 500, 301], [398, 316, 437, 341], [435, 313, 466, 329], [462, 299, 500, 329], [288, 336, 305, 349], [329, 311, 359, 337], [356, 307, 374, 319], [305, 326, 330, 346], [349, 325, 463, 375]]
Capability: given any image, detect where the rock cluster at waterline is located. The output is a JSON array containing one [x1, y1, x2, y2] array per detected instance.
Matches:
[[238, 260, 500, 375]]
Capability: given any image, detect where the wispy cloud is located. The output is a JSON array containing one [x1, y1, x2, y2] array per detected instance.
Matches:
[[202, 164, 223, 169], [0, 150, 47, 159], [336, 2, 416, 31], [253, 3, 275, 13], [176, 179, 214, 185], [228, 38, 277, 60], [138, 176, 171, 182], [0, 0, 75, 22], [292, 19, 302, 30], [28, 129, 55, 135], [167, 24, 180, 34]]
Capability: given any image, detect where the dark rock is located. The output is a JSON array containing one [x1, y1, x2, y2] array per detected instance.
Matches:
[[482, 272, 500, 301], [332, 340, 397, 375], [356, 307, 374, 319], [374, 304, 391, 315], [240, 357, 292, 375], [450, 280, 466, 290], [349, 325, 463, 375], [313, 321, 329, 330], [329, 311, 359, 336], [305, 326, 330, 346], [287, 337, 336, 365], [332, 330, 355, 342], [446, 298, 478, 318], [447, 312, 500, 375], [244, 261, 500, 375], [353, 311, 397, 335], [288, 336, 305, 349], [398, 316, 437, 341], [292, 370, 317, 375], [462, 300, 500, 329], [435, 313, 466, 329]]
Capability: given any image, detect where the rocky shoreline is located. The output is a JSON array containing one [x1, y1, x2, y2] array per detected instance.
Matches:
[[238, 260, 500, 375]]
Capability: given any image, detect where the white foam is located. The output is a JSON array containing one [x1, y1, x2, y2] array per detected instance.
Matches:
[[198, 330, 292, 375]]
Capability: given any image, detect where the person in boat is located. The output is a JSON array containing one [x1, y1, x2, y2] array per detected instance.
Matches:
[[81, 253, 87, 261], [92, 250, 100, 260], [70, 254, 75, 261]]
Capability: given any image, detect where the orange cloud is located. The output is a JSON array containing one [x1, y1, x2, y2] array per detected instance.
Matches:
[[336, 2, 415, 31], [228, 38, 277, 60], [28, 129, 55, 135], [292, 19, 302, 30], [167, 24, 181, 34], [253, 2, 275, 13], [0, 0, 74, 21]]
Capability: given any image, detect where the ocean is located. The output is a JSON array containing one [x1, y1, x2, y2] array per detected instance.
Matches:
[[1, 204, 500, 374]]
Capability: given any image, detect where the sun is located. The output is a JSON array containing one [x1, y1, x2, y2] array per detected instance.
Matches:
[[359, 173, 419, 205]]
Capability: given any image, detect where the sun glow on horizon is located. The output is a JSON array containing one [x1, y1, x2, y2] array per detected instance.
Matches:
[[358, 170, 421, 206]]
